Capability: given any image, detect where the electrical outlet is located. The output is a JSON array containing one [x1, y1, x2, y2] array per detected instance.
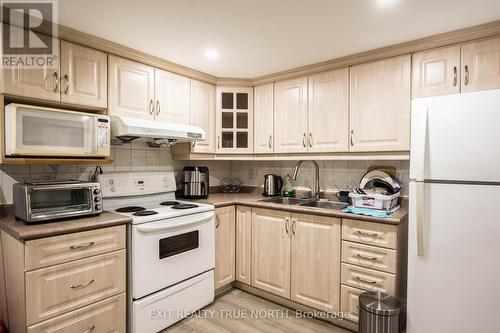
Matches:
[[248, 168, 255, 181]]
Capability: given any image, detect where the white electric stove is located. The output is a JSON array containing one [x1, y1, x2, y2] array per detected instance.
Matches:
[[98, 171, 215, 333]]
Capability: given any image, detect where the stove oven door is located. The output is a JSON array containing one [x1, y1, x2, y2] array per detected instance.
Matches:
[[131, 210, 215, 299]]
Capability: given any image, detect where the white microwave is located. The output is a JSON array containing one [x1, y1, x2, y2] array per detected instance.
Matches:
[[5, 103, 110, 158]]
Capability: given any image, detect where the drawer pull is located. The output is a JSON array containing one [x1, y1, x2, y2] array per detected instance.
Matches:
[[70, 279, 95, 289], [354, 276, 377, 284], [356, 253, 379, 261], [356, 230, 379, 237], [83, 325, 95, 333], [70, 242, 94, 250]]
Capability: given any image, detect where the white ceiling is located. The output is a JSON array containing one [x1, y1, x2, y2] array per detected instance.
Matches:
[[59, 0, 500, 78]]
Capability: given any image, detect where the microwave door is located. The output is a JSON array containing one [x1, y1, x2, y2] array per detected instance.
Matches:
[[12, 107, 97, 157]]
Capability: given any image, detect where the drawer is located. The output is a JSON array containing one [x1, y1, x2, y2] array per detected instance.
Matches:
[[342, 219, 397, 249], [340, 284, 365, 323], [25, 226, 126, 270], [28, 293, 125, 333], [342, 241, 397, 274], [341, 263, 395, 295], [26, 250, 126, 325]]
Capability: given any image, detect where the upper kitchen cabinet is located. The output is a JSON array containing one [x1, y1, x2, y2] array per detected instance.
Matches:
[[60, 41, 107, 108], [108, 55, 155, 119], [253, 83, 274, 153], [216, 87, 253, 153], [412, 45, 461, 98], [155, 69, 190, 124], [1, 25, 60, 102], [349, 55, 411, 152], [308, 69, 349, 152], [274, 77, 308, 153], [461, 37, 500, 93], [190, 79, 215, 153]]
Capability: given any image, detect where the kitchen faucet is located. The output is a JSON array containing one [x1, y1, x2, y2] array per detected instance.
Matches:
[[291, 160, 321, 200]]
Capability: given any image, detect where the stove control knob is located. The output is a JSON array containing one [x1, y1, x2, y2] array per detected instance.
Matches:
[[93, 188, 101, 195], [94, 196, 101, 202], [95, 204, 102, 211]]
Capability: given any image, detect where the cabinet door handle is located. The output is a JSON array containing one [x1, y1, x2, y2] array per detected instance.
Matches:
[[82, 325, 95, 333], [308, 133, 313, 147], [354, 276, 377, 284], [70, 241, 94, 250], [217, 136, 220, 149], [292, 219, 296, 235], [156, 100, 160, 116], [464, 65, 469, 86], [268, 135, 272, 148], [70, 279, 95, 289], [215, 215, 220, 229], [149, 99, 154, 115], [63, 74, 69, 94], [350, 130, 355, 146], [453, 66, 457, 87], [356, 230, 379, 237], [284, 218, 290, 235], [53, 72, 59, 93], [356, 253, 379, 261], [302, 133, 306, 147]]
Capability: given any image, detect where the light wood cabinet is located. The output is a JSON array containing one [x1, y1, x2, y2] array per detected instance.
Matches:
[[340, 285, 364, 323], [214, 206, 236, 289], [60, 41, 107, 108], [26, 250, 126, 325], [307, 69, 349, 152], [349, 55, 411, 152], [108, 55, 155, 119], [251, 208, 291, 298], [191, 79, 216, 153], [25, 225, 125, 270], [342, 219, 397, 249], [461, 37, 500, 92], [235, 206, 252, 284], [290, 213, 341, 312], [273, 77, 308, 153], [216, 87, 253, 153], [155, 69, 190, 124], [27, 293, 125, 333], [342, 241, 397, 274], [1, 24, 60, 101], [341, 263, 396, 295], [254, 83, 274, 153], [412, 45, 461, 98]]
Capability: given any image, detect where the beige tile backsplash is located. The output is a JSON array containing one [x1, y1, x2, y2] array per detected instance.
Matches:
[[0, 142, 409, 204]]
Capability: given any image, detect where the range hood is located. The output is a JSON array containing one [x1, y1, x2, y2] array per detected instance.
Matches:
[[110, 115, 205, 144]]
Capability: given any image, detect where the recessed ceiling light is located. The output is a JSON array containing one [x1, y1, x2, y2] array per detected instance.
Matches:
[[205, 49, 219, 60], [376, 0, 399, 8]]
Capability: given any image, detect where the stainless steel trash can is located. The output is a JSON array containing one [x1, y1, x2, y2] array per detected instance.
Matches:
[[358, 292, 400, 333]]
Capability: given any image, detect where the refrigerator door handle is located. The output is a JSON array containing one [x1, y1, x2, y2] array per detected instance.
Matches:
[[416, 108, 429, 182], [416, 181, 426, 256]]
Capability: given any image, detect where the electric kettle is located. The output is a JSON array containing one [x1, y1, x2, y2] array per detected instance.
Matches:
[[263, 174, 283, 197]]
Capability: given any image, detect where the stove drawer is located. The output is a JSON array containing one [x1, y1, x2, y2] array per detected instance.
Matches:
[[26, 250, 126, 325], [25, 225, 126, 270]]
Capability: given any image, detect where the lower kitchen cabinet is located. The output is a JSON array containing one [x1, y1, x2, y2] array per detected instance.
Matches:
[[214, 206, 236, 290], [235, 206, 252, 284], [290, 213, 341, 312], [251, 208, 291, 298], [0, 226, 127, 333]]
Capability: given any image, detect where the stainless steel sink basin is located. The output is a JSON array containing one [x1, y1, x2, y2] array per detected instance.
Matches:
[[260, 197, 348, 211], [260, 197, 311, 205], [298, 200, 349, 210]]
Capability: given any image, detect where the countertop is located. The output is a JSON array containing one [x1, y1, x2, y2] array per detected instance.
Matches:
[[0, 205, 132, 241], [184, 192, 408, 225]]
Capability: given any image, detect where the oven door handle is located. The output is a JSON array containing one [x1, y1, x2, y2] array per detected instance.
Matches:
[[135, 211, 214, 233]]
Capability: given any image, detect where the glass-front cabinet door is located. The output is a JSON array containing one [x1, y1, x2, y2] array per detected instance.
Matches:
[[216, 87, 253, 153]]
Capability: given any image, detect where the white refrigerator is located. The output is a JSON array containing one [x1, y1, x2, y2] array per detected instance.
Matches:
[[408, 89, 500, 333]]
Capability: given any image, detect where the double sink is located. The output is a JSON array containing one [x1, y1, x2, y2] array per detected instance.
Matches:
[[260, 197, 348, 210]]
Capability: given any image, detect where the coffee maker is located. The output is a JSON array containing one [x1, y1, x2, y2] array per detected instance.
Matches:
[[181, 166, 209, 199]]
